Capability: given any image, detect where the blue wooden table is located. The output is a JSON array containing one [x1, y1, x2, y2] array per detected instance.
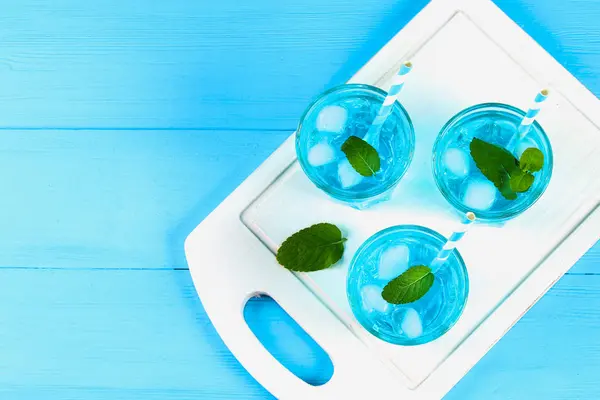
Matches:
[[0, 0, 598, 398]]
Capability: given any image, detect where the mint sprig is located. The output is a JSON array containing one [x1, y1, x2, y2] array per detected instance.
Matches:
[[382, 265, 434, 304], [469, 138, 544, 200], [341, 136, 380, 177], [276, 223, 346, 272]]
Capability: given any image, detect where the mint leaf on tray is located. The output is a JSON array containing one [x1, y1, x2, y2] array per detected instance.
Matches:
[[276, 223, 347, 272], [382, 265, 434, 304], [341, 135, 381, 177]]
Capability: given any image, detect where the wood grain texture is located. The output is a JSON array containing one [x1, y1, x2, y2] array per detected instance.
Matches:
[[0, 0, 597, 398], [447, 274, 600, 399], [0, 269, 599, 399], [0, 269, 328, 399], [0, 1, 598, 131], [2, 125, 593, 272], [569, 242, 600, 274], [496, 0, 600, 94], [0, 129, 287, 269], [0, 0, 428, 130]]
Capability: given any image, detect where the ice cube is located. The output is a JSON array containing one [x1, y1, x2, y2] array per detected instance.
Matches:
[[378, 245, 410, 280], [514, 138, 538, 159], [475, 120, 504, 143], [453, 127, 471, 147], [475, 121, 494, 136], [361, 285, 389, 313], [494, 120, 517, 134], [316, 105, 347, 133], [401, 308, 423, 338], [442, 148, 470, 178], [307, 142, 336, 167], [337, 159, 363, 188], [463, 179, 496, 211]]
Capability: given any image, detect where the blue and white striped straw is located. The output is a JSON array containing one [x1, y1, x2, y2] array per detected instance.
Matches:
[[516, 89, 549, 139], [507, 89, 549, 151], [430, 212, 476, 273], [363, 61, 413, 146]]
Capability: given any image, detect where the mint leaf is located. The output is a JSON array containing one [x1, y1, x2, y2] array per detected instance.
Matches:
[[470, 138, 520, 200], [341, 136, 380, 177], [276, 223, 346, 272], [519, 147, 544, 173], [498, 174, 518, 200], [509, 169, 535, 193], [470, 138, 520, 183], [469, 139, 543, 200], [382, 265, 434, 304]]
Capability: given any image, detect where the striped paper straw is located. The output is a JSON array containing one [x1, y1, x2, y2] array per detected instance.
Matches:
[[507, 89, 549, 150], [517, 89, 549, 139], [430, 212, 476, 273], [363, 61, 413, 146]]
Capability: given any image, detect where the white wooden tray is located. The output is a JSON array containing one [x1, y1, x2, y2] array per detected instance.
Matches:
[[185, 0, 600, 398]]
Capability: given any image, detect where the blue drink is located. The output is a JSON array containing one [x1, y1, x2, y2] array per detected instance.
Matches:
[[432, 103, 553, 221], [347, 225, 468, 345], [296, 84, 414, 208]]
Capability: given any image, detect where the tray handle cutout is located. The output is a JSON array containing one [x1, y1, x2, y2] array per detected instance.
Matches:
[[185, 217, 410, 399], [244, 294, 334, 386]]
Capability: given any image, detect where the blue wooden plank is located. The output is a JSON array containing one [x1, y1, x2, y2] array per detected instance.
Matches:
[[447, 274, 600, 399], [3, 126, 593, 273], [0, 269, 599, 399], [0, 0, 428, 129], [0, 388, 265, 400], [0, 268, 269, 398], [0, 269, 325, 399], [496, 0, 600, 97], [568, 241, 600, 274], [0, 0, 598, 399], [0, 1, 598, 130], [0, 129, 287, 269]]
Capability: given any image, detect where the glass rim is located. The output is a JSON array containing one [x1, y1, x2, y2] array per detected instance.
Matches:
[[295, 83, 415, 202], [347, 224, 469, 346], [432, 102, 554, 221]]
